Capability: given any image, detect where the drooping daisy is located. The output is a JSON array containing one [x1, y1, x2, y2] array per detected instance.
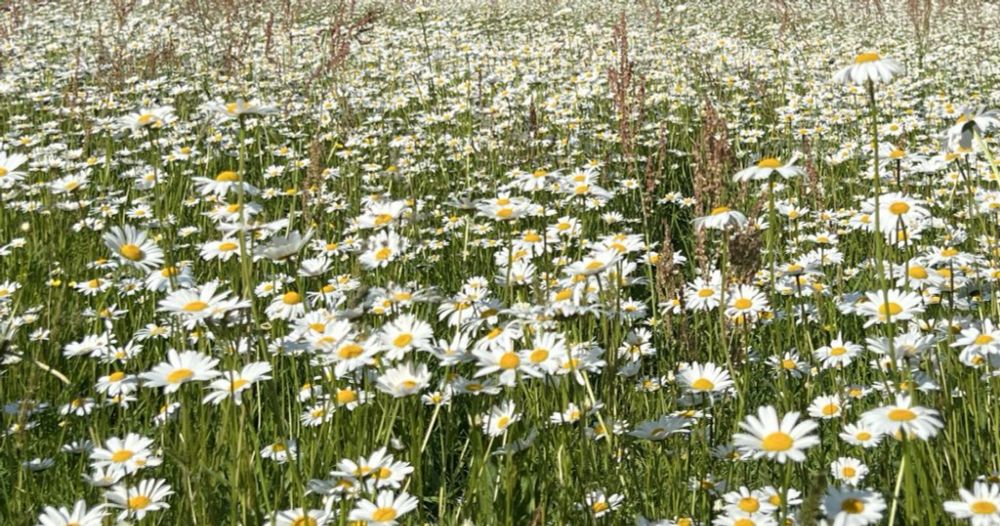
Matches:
[[694, 206, 748, 230], [583, 490, 624, 518], [733, 155, 804, 182], [732, 405, 819, 463], [629, 415, 690, 441], [0, 150, 28, 189], [833, 52, 903, 85]]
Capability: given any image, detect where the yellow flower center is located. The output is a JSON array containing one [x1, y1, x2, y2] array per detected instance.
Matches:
[[218, 242, 238, 251], [976, 334, 994, 345], [830, 346, 847, 356], [0, 168, 7, 177], [761, 431, 794, 452], [856, 431, 872, 441], [971, 501, 998, 514], [530, 348, 549, 363], [842, 467, 857, 477], [757, 157, 782, 168], [339, 343, 363, 359], [111, 449, 134, 463], [371, 508, 398, 521], [496, 416, 510, 429], [375, 247, 393, 261], [738, 497, 760, 513], [822, 403, 839, 416], [282, 291, 301, 305], [697, 288, 714, 298], [841, 498, 865, 513], [393, 333, 413, 348], [879, 302, 903, 316], [591, 501, 610, 513], [499, 352, 520, 369], [691, 378, 714, 391], [733, 298, 753, 310], [128, 495, 151, 509], [231, 379, 250, 390], [337, 389, 358, 404], [888, 201, 910, 215], [888, 408, 916, 421], [215, 171, 239, 182], [781, 359, 796, 369], [119, 244, 143, 261], [710, 206, 731, 215], [183, 301, 208, 312], [291, 518, 317, 526], [167, 368, 194, 383], [854, 52, 880, 64]]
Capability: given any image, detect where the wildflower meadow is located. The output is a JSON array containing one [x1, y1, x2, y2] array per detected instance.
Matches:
[[2, 0, 1000, 524]]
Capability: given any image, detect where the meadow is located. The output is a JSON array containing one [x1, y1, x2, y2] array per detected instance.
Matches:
[[2, 0, 1000, 524]]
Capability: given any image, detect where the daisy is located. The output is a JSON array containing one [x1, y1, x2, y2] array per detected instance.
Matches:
[[192, 170, 259, 197], [831, 457, 869, 486], [823, 486, 886, 526], [103, 225, 164, 272], [722, 486, 777, 517], [694, 206, 748, 230], [255, 229, 313, 262], [814, 334, 863, 368], [833, 52, 903, 84], [380, 314, 434, 360], [265, 291, 306, 320], [0, 150, 28, 189], [375, 362, 430, 397], [481, 400, 521, 436], [726, 284, 769, 319], [158, 282, 248, 328], [201, 98, 278, 121], [684, 272, 722, 311], [678, 362, 734, 396], [140, 349, 220, 393], [860, 393, 943, 440], [347, 490, 419, 526], [583, 490, 624, 518], [90, 433, 160, 475], [808, 394, 848, 419], [857, 289, 924, 327], [629, 415, 690, 440], [35, 500, 106, 526], [944, 482, 1000, 525], [733, 155, 804, 182], [472, 344, 541, 386], [118, 106, 175, 131], [202, 361, 272, 405], [264, 509, 331, 526], [732, 405, 819, 463], [360, 229, 408, 269], [104, 478, 173, 521], [261, 439, 298, 463]]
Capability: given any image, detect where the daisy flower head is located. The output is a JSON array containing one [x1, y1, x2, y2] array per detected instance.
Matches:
[[347, 490, 419, 526], [35, 499, 106, 526], [833, 52, 903, 85], [103, 225, 164, 272], [140, 349, 220, 393], [823, 486, 886, 526], [733, 154, 804, 182], [944, 481, 1000, 525], [104, 478, 173, 521], [860, 393, 943, 440], [732, 405, 819, 463], [857, 289, 924, 327], [694, 206, 748, 231]]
